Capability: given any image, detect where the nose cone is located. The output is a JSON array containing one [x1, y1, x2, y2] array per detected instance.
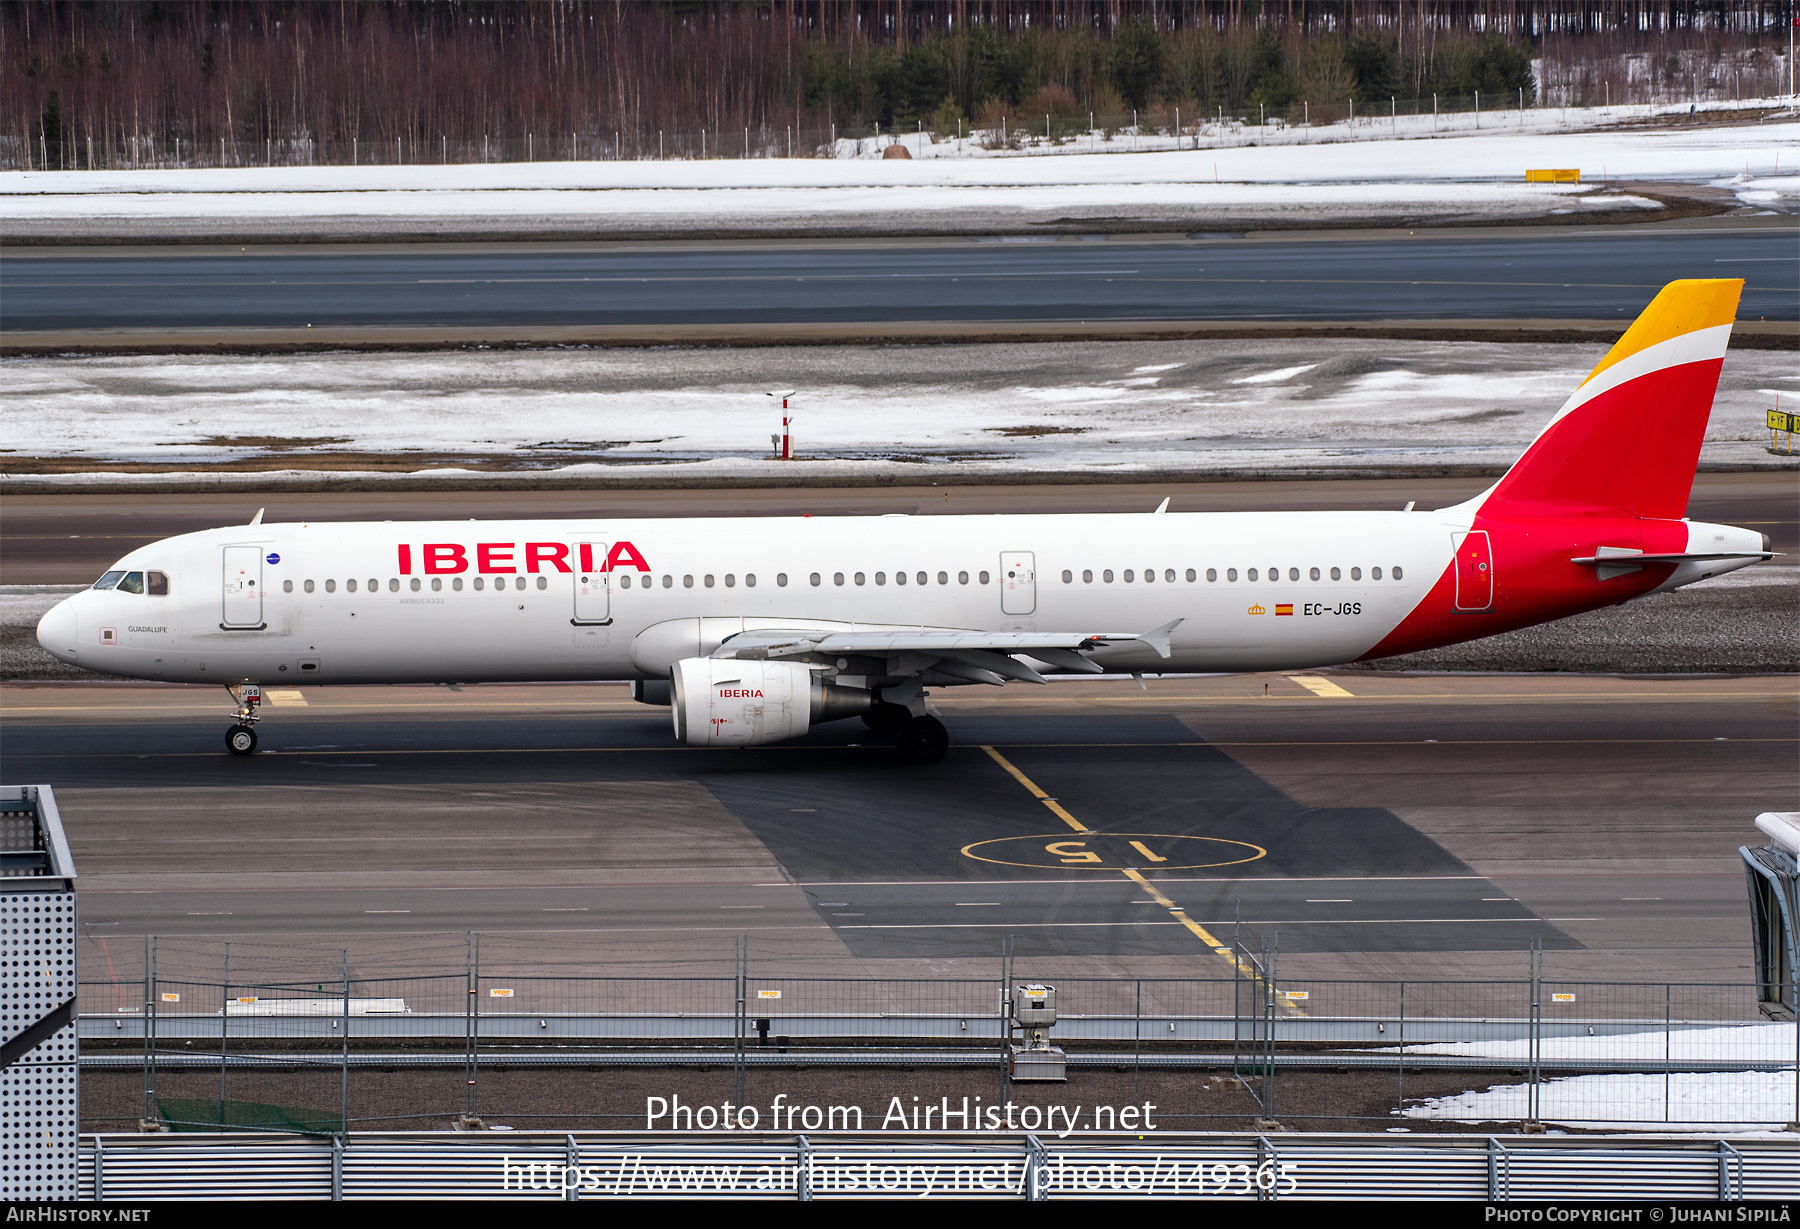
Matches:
[[36, 597, 79, 661]]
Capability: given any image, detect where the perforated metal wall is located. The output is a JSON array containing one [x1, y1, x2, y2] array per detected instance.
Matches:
[[1, 891, 79, 1200]]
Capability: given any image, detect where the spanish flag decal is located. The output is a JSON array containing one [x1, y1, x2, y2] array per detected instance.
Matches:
[[1275, 603, 1294, 616]]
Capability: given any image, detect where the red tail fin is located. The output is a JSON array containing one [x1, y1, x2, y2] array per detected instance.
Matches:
[[1481, 279, 1742, 520]]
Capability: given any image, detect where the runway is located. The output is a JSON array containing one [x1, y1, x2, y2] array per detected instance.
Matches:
[[3, 226, 1794, 334], [8, 673, 1791, 987]]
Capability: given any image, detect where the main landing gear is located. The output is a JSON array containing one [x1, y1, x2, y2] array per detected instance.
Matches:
[[225, 682, 262, 755], [894, 715, 949, 765], [863, 697, 947, 763]]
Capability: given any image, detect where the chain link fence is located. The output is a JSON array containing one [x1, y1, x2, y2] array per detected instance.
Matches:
[[73, 935, 1800, 1137]]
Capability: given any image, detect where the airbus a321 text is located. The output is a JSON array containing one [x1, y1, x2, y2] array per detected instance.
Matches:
[[36, 280, 1773, 763]]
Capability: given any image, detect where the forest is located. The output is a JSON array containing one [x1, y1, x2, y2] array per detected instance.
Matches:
[[6, 2, 1793, 168]]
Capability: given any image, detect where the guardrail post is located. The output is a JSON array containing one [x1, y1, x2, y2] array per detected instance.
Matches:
[[1256, 1135, 1278, 1201], [331, 1134, 343, 1201], [93, 1135, 104, 1202], [1719, 1140, 1742, 1201], [1023, 1133, 1049, 1201], [566, 1134, 580, 1201], [1487, 1137, 1509, 1201], [795, 1134, 812, 1201]]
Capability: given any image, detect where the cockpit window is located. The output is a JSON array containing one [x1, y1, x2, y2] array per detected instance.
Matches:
[[93, 570, 125, 590], [116, 571, 146, 594], [147, 571, 169, 596]]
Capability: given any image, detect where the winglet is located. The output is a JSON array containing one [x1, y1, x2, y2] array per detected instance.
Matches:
[[248, 508, 265, 526], [1139, 618, 1183, 659], [1153, 498, 1170, 514]]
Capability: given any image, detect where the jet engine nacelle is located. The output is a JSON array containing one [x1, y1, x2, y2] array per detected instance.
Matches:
[[670, 658, 870, 747]]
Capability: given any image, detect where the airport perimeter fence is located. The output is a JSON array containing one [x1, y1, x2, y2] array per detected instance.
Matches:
[[67, 941, 1800, 1137], [11, 91, 1770, 172]]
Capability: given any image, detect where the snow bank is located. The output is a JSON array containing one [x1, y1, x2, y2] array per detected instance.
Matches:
[[2, 122, 1791, 230], [1406, 1070, 1799, 1131]]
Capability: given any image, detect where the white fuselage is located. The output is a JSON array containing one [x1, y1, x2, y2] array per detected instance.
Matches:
[[37, 510, 1480, 685]]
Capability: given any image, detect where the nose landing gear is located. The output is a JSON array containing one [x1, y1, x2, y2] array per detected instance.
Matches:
[[225, 682, 262, 755]]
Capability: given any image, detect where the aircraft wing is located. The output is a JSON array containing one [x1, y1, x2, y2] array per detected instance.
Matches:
[[712, 620, 1182, 685]]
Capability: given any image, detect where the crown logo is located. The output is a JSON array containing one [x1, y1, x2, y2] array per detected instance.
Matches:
[[1246, 603, 1266, 615]]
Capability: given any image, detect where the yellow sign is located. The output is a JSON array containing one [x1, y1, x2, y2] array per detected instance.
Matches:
[[1284, 991, 1310, 1001], [1526, 169, 1581, 183], [489, 988, 514, 998], [160, 993, 180, 1003], [1551, 993, 1576, 1002], [757, 990, 781, 1000], [235, 997, 258, 1004], [1768, 409, 1794, 433]]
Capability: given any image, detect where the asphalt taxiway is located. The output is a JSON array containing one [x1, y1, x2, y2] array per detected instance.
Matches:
[[7, 672, 1790, 990]]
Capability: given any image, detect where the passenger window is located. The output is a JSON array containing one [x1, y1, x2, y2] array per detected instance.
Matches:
[[1371, 567, 1383, 580], [1082, 570, 1093, 583], [1102, 569, 1113, 583], [1247, 569, 1258, 581], [368, 578, 379, 592], [958, 571, 969, 585], [775, 574, 786, 587], [684, 575, 695, 588], [348, 579, 360, 593], [621, 574, 632, 589], [92, 570, 125, 590], [1350, 567, 1361, 581], [431, 578, 441, 592], [810, 573, 821, 586], [1168, 570, 1178, 583], [326, 579, 337, 592], [536, 576, 547, 590], [855, 573, 866, 586], [979, 571, 990, 585], [117, 572, 145, 594], [411, 578, 422, 591], [937, 572, 947, 585], [1062, 570, 1072, 583], [1289, 568, 1300, 582], [515, 577, 526, 590], [1206, 568, 1216, 582], [834, 573, 844, 586], [1309, 567, 1320, 581], [704, 575, 715, 588], [1393, 566, 1404, 580], [1226, 569, 1237, 581], [390, 578, 400, 592], [305, 579, 316, 593], [452, 578, 463, 591], [283, 580, 293, 593], [1330, 567, 1341, 581], [725, 574, 736, 588], [896, 571, 907, 586], [917, 572, 928, 586], [147, 571, 169, 595], [875, 572, 887, 586], [664, 575, 675, 588], [746, 574, 757, 587]]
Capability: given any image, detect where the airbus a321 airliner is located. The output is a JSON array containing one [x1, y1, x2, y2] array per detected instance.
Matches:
[[36, 280, 1772, 763]]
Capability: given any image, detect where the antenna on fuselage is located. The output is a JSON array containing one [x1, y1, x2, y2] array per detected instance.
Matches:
[[248, 508, 265, 526], [1153, 498, 1170, 514]]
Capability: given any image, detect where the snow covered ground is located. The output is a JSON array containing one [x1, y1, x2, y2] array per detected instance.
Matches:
[[3, 338, 1791, 484], [4, 118, 1793, 240], [1402, 1021, 1800, 1130], [1408, 1070, 1799, 1131]]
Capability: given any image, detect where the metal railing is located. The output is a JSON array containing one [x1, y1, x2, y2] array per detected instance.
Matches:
[[77, 1131, 1800, 1201]]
